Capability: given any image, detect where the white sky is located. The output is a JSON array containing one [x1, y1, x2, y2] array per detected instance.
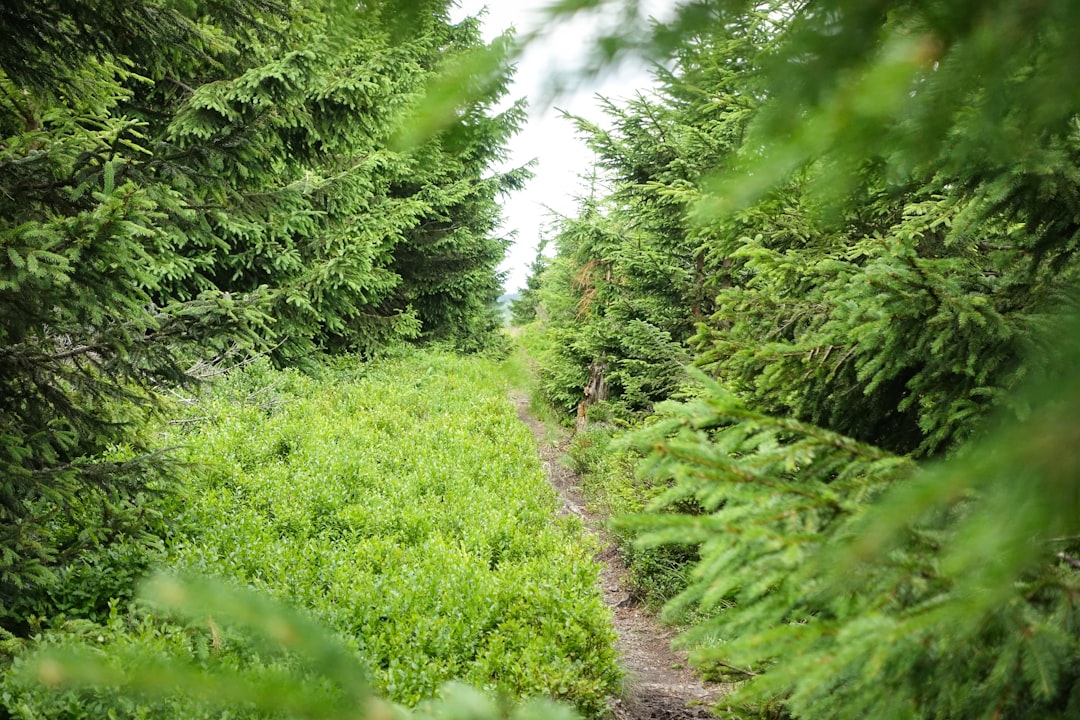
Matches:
[[448, 1, 677, 293]]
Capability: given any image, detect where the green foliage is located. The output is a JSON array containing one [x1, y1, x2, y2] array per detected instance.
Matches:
[[692, 172, 1080, 456], [567, 427, 695, 609], [5, 575, 583, 720], [623, 360, 1080, 719], [528, 12, 770, 420], [154, 5, 525, 356], [525, 1, 1080, 718], [10, 0, 1080, 718], [533, 202, 693, 419], [2, 352, 621, 718], [181, 352, 618, 713], [509, 244, 549, 326], [541, 0, 1080, 212], [0, 17, 268, 628], [531, 1, 1080, 450], [0, 0, 523, 632]]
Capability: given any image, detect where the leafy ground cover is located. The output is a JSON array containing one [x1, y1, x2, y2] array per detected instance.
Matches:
[[2, 350, 621, 718]]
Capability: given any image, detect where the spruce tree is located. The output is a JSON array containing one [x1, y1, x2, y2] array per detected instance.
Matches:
[[509, 242, 549, 326], [533, 14, 771, 417], [0, 0, 277, 633]]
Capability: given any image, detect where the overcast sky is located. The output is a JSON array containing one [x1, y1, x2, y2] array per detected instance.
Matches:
[[447, 1, 676, 293]]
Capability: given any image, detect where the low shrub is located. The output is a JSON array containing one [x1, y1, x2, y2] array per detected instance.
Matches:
[[174, 352, 621, 713], [1, 352, 621, 718]]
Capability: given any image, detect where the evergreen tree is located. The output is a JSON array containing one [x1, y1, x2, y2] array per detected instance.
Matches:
[[509, 240, 549, 326], [533, 13, 770, 418], [386, 27, 529, 351], [0, 0, 276, 634]]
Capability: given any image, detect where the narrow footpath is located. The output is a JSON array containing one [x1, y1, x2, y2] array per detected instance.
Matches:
[[511, 394, 730, 720]]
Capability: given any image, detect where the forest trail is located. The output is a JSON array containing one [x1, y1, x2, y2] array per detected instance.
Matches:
[[511, 393, 729, 720]]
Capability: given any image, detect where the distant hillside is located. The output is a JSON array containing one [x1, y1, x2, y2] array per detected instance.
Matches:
[[497, 293, 520, 324]]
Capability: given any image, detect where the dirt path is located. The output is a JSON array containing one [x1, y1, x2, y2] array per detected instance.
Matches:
[[511, 394, 729, 720]]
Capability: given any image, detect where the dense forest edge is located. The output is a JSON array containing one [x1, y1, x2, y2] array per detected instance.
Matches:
[[3, 0, 1080, 719], [511, 1, 1080, 717], [2, 0, 522, 638]]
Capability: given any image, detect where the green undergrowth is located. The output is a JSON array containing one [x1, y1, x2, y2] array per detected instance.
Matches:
[[2, 350, 621, 718]]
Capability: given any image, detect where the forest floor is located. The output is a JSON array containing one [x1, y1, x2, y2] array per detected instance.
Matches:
[[511, 393, 731, 720]]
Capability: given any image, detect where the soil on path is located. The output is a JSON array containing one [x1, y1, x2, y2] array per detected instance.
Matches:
[[511, 394, 731, 720]]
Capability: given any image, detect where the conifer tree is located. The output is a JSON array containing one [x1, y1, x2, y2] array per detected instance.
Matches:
[[0, 0, 278, 633], [533, 14, 770, 416], [509, 241, 549, 325], [386, 27, 529, 351]]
